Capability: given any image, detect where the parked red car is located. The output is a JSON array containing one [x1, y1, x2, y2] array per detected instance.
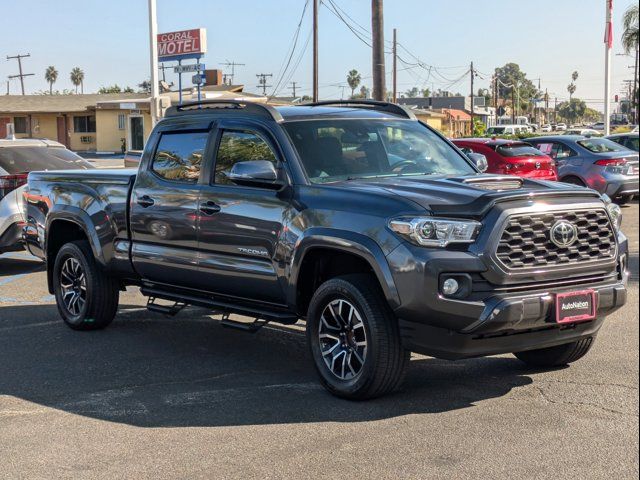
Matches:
[[452, 138, 558, 181]]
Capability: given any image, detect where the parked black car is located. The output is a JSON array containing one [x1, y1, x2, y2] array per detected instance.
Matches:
[[23, 100, 629, 399]]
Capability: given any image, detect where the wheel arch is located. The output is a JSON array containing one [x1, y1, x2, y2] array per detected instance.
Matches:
[[289, 229, 401, 316]]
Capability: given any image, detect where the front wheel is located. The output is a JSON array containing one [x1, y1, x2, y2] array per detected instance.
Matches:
[[53, 240, 120, 330], [306, 274, 410, 400], [513, 337, 595, 368]]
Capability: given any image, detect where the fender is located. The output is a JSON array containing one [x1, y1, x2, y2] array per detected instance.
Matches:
[[288, 228, 401, 310]]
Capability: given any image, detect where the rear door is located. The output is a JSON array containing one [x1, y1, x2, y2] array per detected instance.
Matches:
[[195, 120, 290, 305], [130, 125, 213, 289]]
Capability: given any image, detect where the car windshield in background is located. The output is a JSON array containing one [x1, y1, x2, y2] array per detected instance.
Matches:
[[487, 127, 505, 134], [284, 119, 475, 183], [496, 143, 544, 157], [577, 138, 628, 154], [0, 147, 92, 174]]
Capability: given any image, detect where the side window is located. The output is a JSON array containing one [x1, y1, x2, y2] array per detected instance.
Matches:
[[552, 142, 574, 159], [214, 130, 277, 185], [534, 142, 553, 155], [151, 131, 208, 183]]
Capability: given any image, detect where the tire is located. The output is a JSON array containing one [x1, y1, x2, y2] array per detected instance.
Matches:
[[513, 337, 595, 368], [306, 274, 410, 400], [561, 176, 586, 187], [52, 240, 119, 330], [615, 194, 634, 205]]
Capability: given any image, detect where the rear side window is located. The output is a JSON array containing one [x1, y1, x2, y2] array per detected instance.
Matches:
[[496, 144, 544, 157], [0, 146, 92, 174], [214, 130, 277, 185], [577, 138, 626, 153], [151, 131, 208, 183]]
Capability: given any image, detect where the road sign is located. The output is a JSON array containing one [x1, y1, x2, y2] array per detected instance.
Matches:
[[192, 73, 206, 85], [174, 63, 205, 74], [158, 28, 207, 62]]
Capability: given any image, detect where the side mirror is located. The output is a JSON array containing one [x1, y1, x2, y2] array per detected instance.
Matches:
[[226, 160, 282, 188], [467, 152, 488, 173]]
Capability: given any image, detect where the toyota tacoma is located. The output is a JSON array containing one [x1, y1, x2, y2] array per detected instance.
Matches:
[[23, 100, 629, 399]]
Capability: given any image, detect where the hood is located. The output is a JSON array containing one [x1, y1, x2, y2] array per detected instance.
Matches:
[[334, 174, 600, 217]]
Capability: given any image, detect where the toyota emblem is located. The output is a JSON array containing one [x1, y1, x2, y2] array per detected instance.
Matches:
[[550, 220, 578, 248]]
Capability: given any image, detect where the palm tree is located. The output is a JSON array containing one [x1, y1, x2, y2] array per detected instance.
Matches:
[[567, 83, 576, 100], [622, 4, 639, 54], [347, 69, 361, 98], [70, 67, 85, 94], [44, 66, 58, 94], [571, 71, 579, 83]]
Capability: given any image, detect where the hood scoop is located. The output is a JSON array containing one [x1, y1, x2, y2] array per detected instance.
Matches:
[[462, 176, 524, 192]]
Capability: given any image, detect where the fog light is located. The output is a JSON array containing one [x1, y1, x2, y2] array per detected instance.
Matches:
[[442, 278, 459, 296]]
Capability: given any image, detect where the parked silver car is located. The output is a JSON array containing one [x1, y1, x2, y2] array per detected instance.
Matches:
[[606, 132, 639, 152], [0, 138, 93, 253], [527, 135, 639, 204]]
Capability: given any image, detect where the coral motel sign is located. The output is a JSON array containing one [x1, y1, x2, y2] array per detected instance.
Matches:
[[157, 28, 207, 61]]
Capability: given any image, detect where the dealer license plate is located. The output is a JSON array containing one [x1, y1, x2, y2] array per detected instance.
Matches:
[[555, 290, 596, 323]]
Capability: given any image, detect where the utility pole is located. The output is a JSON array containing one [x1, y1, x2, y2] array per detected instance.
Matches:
[[220, 60, 245, 85], [469, 61, 474, 135], [371, 0, 386, 101], [148, 0, 160, 124], [511, 86, 516, 124], [256, 73, 273, 96], [634, 43, 639, 124], [392, 28, 397, 103], [554, 97, 558, 123], [290, 81, 298, 98], [545, 88, 549, 124], [158, 63, 172, 83], [604, 0, 613, 135], [493, 75, 498, 126], [312, 0, 319, 101], [6, 54, 34, 95]]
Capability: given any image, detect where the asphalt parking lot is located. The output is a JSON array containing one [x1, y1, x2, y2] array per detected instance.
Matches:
[[0, 202, 638, 479]]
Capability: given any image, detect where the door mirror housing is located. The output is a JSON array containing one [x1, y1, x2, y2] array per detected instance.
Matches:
[[226, 160, 283, 188], [467, 152, 488, 172]]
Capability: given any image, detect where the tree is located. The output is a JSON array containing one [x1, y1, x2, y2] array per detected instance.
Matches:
[[421, 87, 431, 97], [44, 66, 58, 95], [138, 80, 151, 93], [347, 69, 361, 98], [567, 82, 576, 100], [123, 86, 134, 93], [622, 4, 639, 54], [404, 87, 419, 98], [70, 67, 84, 94], [98, 84, 122, 94], [494, 63, 538, 113], [571, 71, 579, 83], [557, 98, 586, 124]]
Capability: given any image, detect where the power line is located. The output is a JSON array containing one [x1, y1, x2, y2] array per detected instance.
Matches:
[[256, 73, 273, 95], [220, 60, 245, 85]]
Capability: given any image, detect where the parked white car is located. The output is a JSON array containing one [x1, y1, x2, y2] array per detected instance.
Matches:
[[564, 128, 602, 137], [540, 124, 552, 132], [555, 123, 567, 131], [486, 124, 529, 136]]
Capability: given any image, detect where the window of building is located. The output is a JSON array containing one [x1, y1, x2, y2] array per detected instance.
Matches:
[[73, 115, 96, 133], [151, 131, 208, 183], [118, 114, 126, 130], [214, 130, 277, 185], [13, 117, 28, 134]]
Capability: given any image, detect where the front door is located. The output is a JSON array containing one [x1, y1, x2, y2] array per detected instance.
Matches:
[[129, 116, 144, 150], [56, 116, 68, 147], [0, 117, 9, 138], [130, 128, 211, 288], [196, 122, 290, 305]]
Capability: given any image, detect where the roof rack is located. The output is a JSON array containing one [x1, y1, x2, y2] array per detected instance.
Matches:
[[302, 100, 416, 120], [164, 100, 284, 122]]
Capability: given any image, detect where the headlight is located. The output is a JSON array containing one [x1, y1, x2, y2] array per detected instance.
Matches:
[[389, 217, 481, 247], [606, 202, 623, 231]]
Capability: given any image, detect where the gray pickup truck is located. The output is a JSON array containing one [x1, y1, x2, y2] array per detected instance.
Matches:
[[23, 100, 629, 399]]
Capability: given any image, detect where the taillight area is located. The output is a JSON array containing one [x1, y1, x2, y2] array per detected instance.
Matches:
[[0, 173, 28, 200], [594, 158, 627, 166], [594, 158, 635, 175]]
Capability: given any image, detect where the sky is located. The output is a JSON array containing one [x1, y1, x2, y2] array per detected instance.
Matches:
[[0, 0, 637, 111]]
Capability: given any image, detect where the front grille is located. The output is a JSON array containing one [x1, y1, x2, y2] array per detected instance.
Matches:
[[496, 209, 616, 269]]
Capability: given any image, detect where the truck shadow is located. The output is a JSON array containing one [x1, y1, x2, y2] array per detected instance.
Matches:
[[0, 254, 45, 277], [0, 303, 534, 428]]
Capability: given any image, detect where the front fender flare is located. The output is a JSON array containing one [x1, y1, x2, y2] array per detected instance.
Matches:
[[289, 229, 401, 310]]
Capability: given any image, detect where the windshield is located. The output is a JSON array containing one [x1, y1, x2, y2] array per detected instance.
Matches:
[[496, 143, 544, 157], [284, 119, 475, 183], [0, 146, 92, 174], [487, 127, 505, 134], [577, 138, 628, 153]]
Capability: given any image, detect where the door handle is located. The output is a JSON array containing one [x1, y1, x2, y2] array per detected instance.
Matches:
[[137, 195, 155, 208], [199, 201, 221, 215]]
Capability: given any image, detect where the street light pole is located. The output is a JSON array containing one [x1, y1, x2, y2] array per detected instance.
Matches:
[[148, 0, 160, 125], [312, 0, 318, 102], [371, 0, 385, 101]]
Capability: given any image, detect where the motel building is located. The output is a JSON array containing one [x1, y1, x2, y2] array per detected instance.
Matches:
[[0, 80, 291, 153]]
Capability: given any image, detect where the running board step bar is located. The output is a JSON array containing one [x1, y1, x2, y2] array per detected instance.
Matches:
[[146, 297, 187, 316], [140, 286, 299, 324], [220, 315, 269, 333]]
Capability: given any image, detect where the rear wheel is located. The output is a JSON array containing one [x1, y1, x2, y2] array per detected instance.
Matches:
[[513, 337, 595, 367], [53, 240, 119, 330], [306, 274, 410, 400]]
